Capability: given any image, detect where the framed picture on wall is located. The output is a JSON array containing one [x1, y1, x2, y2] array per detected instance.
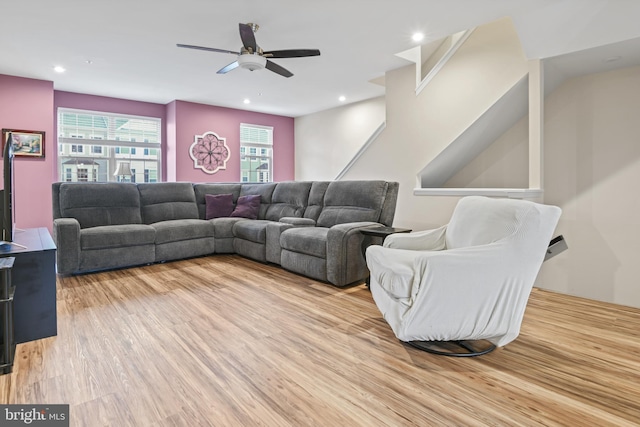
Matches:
[[1, 128, 45, 158]]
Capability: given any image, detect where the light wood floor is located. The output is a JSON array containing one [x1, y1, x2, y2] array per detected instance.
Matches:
[[1, 255, 639, 426]]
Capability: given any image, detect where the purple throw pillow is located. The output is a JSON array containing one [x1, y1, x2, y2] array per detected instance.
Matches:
[[230, 195, 261, 220], [205, 193, 234, 219]]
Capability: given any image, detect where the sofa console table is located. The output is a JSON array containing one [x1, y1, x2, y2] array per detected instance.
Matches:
[[360, 226, 412, 242], [0, 227, 57, 343], [360, 226, 412, 286]]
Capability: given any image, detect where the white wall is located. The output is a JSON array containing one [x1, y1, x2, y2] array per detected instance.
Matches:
[[537, 65, 640, 307], [294, 97, 385, 181], [297, 24, 640, 308]]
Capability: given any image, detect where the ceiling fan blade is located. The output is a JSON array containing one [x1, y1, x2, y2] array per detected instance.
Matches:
[[177, 44, 239, 55], [239, 23, 257, 52], [265, 60, 293, 78], [217, 61, 239, 74], [263, 49, 321, 58]]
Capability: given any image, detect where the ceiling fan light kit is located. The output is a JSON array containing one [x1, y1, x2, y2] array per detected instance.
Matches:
[[177, 22, 320, 78], [237, 54, 267, 71]]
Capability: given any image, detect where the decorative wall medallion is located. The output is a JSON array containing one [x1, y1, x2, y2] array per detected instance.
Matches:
[[189, 131, 230, 174]]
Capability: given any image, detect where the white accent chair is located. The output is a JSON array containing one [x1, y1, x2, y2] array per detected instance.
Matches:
[[366, 196, 562, 356]]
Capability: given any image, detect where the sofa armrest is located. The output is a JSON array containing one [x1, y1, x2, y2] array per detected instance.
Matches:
[[265, 222, 295, 264], [326, 221, 380, 287], [384, 224, 447, 250], [279, 217, 316, 227], [53, 218, 81, 274]]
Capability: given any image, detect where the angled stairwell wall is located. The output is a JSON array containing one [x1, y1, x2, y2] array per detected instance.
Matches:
[[335, 17, 530, 229], [442, 110, 529, 189], [420, 75, 529, 188]]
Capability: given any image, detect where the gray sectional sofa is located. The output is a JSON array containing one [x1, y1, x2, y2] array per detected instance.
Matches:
[[52, 180, 399, 287]]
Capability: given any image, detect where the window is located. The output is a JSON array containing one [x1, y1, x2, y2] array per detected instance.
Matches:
[[57, 108, 161, 183], [240, 123, 273, 183], [77, 168, 88, 182]]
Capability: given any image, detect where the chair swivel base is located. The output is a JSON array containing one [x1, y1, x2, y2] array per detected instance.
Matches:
[[406, 340, 496, 357]]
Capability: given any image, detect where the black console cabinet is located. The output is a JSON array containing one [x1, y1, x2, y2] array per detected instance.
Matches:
[[0, 228, 57, 344], [0, 257, 15, 374]]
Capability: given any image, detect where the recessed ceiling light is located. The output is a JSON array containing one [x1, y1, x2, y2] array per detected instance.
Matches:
[[339, 95, 346, 102], [243, 98, 251, 104], [412, 32, 424, 42], [53, 66, 66, 73]]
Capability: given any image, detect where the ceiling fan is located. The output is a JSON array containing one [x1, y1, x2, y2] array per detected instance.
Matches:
[[177, 23, 321, 78]]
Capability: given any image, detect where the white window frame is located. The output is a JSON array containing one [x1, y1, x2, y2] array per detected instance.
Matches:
[[57, 108, 162, 183], [240, 123, 273, 183]]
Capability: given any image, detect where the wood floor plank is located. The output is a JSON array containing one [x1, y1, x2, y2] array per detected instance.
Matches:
[[1, 255, 639, 426]]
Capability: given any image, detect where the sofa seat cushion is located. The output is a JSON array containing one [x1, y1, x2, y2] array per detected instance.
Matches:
[[233, 220, 272, 244], [280, 227, 329, 258], [81, 224, 156, 250], [152, 219, 214, 245], [210, 217, 246, 239]]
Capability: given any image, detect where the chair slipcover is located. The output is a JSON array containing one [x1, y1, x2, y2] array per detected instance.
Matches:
[[366, 196, 561, 347]]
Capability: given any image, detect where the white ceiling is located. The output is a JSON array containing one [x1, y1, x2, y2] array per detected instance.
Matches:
[[2, 0, 640, 117]]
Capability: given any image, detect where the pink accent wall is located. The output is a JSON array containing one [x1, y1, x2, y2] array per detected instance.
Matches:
[[173, 100, 294, 182], [0, 74, 296, 232], [0, 75, 55, 231]]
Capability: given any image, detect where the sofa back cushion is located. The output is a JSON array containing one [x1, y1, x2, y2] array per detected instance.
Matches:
[[57, 183, 142, 229], [194, 183, 243, 219], [303, 181, 330, 221], [264, 181, 312, 221], [316, 180, 391, 228], [138, 182, 199, 224]]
